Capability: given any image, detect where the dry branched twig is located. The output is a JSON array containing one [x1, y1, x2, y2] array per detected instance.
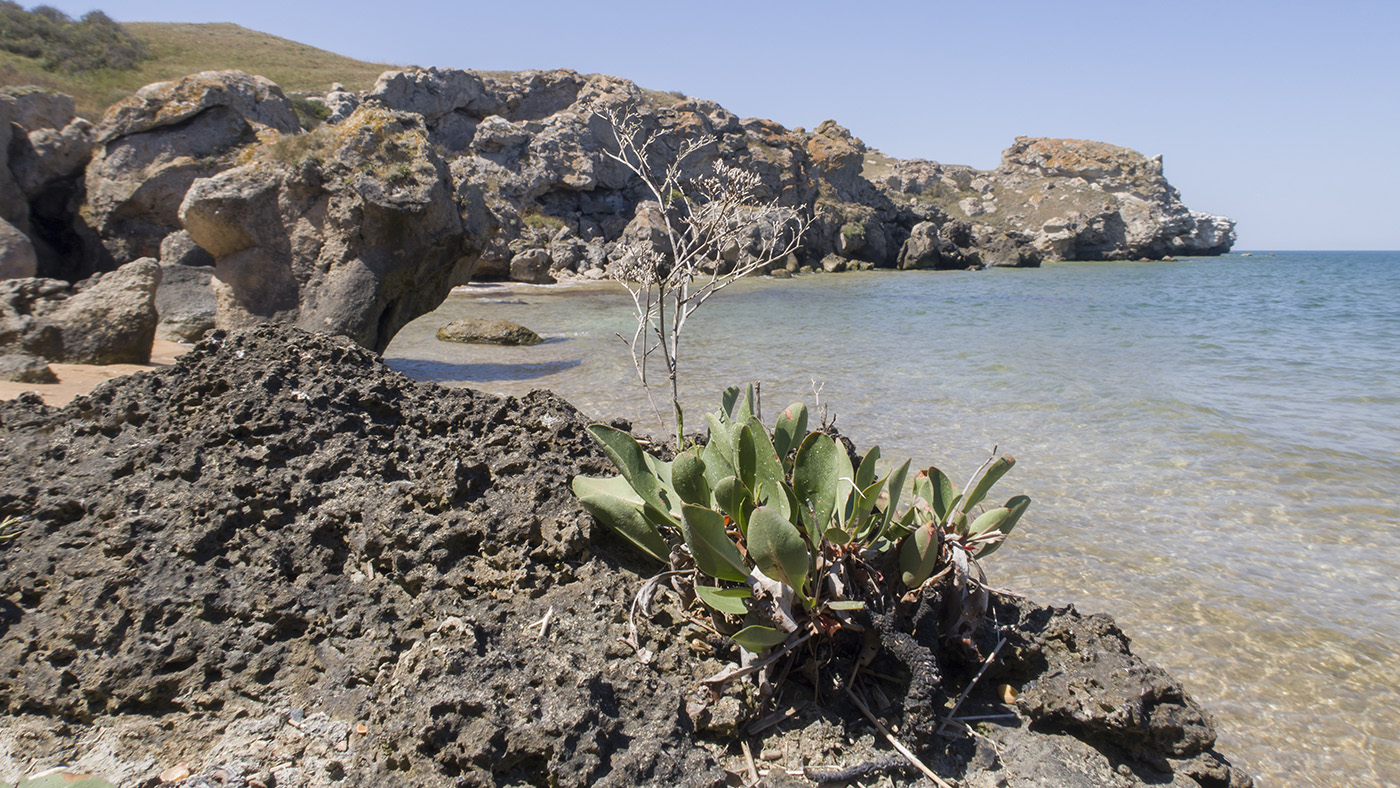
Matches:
[[599, 106, 811, 445]]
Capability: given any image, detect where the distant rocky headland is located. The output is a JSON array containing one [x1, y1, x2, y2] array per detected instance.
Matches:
[[3, 66, 1234, 369]]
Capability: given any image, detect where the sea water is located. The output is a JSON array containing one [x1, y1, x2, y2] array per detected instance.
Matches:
[[384, 251, 1400, 787]]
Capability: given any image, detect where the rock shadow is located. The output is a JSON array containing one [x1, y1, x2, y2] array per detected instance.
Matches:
[[385, 356, 582, 383]]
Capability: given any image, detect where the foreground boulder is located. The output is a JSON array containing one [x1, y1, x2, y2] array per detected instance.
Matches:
[[180, 104, 491, 353], [0, 326, 1249, 787]]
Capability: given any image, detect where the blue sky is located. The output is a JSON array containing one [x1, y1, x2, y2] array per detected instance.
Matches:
[[40, 0, 1400, 250]]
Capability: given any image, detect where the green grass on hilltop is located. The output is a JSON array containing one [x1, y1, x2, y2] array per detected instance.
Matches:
[[0, 21, 395, 119]]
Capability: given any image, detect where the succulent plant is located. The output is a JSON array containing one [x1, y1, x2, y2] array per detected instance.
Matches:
[[572, 386, 1030, 656]]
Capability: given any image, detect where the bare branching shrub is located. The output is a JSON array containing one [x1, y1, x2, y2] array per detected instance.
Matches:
[[601, 107, 811, 445]]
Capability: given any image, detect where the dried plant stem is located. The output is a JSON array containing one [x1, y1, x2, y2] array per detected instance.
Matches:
[[937, 636, 1006, 735], [843, 681, 954, 788]]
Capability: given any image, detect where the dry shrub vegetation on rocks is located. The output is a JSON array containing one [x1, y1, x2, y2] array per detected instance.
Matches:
[[0, 326, 1249, 787]]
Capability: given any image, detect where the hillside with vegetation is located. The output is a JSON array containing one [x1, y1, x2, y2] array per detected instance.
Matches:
[[0, 11, 393, 117]]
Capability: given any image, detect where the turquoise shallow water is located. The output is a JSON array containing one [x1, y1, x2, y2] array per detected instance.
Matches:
[[385, 252, 1400, 787]]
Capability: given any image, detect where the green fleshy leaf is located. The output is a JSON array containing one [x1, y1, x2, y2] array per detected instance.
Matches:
[[572, 475, 669, 563], [773, 402, 808, 459], [731, 624, 788, 653], [962, 456, 1016, 513], [586, 424, 674, 523], [879, 459, 912, 537], [925, 466, 959, 522], [851, 475, 888, 541], [824, 526, 852, 546], [827, 600, 866, 611], [976, 495, 1030, 559], [899, 522, 941, 588], [695, 586, 751, 615], [855, 445, 880, 491], [735, 423, 758, 492], [792, 433, 840, 542], [833, 438, 855, 528], [744, 417, 790, 521], [720, 386, 740, 422], [747, 506, 809, 596], [712, 475, 753, 537], [680, 504, 749, 582], [968, 506, 1012, 537], [700, 428, 736, 492], [671, 451, 711, 506], [735, 383, 756, 423]]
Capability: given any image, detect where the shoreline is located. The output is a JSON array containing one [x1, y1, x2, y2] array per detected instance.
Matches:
[[0, 339, 192, 406]]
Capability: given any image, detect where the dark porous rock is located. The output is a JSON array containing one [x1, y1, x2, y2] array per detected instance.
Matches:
[[981, 594, 1253, 787], [0, 325, 723, 788], [436, 317, 543, 345], [0, 325, 1249, 788], [0, 351, 56, 383]]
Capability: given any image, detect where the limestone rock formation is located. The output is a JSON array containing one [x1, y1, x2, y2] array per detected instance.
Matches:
[[1, 87, 97, 281], [0, 258, 160, 364], [878, 137, 1236, 261], [82, 70, 300, 266], [180, 104, 490, 353], [0, 218, 36, 279], [0, 69, 1235, 359]]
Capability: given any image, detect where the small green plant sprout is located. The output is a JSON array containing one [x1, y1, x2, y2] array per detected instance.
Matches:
[[572, 386, 1031, 677], [600, 108, 811, 447]]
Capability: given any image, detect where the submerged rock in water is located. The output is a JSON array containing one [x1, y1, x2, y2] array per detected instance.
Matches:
[[0, 325, 1250, 787], [436, 317, 543, 345]]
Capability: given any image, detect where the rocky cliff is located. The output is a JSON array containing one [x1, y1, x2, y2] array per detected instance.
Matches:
[[0, 66, 1235, 362]]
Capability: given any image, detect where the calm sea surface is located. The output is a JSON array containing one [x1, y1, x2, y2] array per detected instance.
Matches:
[[385, 251, 1400, 787]]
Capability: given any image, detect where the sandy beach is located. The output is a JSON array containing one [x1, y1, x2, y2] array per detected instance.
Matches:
[[0, 339, 192, 406]]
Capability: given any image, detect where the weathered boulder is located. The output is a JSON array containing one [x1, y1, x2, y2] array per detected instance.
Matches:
[[154, 262, 215, 342], [898, 219, 979, 270], [0, 351, 56, 383], [82, 70, 300, 265], [180, 104, 491, 353], [508, 248, 554, 284], [0, 99, 28, 234], [9, 117, 96, 199], [436, 317, 543, 345], [322, 82, 360, 124], [0, 219, 37, 279], [0, 258, 160, 363], [806, 119, 866, 200], [0, 87, 97, 282]]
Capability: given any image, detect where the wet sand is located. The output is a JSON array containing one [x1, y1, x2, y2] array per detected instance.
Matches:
[[0, 339, 192, 406]]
